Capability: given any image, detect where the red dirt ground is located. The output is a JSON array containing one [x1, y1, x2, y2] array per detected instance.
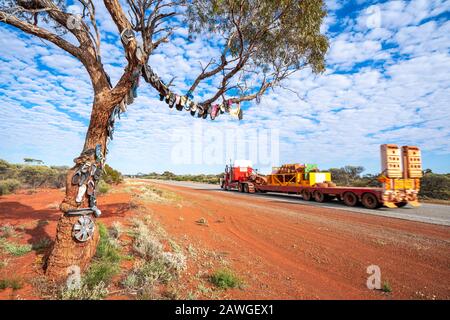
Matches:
[[0, 180, 449, 300]]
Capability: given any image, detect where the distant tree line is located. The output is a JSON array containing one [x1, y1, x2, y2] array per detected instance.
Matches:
[[1, 159, 448, 201], [0, 159, 123, 195], [131, 171, 222, 185], [419, 170, 450, 200]]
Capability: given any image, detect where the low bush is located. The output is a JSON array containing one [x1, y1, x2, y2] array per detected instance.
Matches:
[[0, 179, 21, 195], [135, 184, 181, 203], [101, 164, 123, 185], [59, 281, 108, 300], [123, 218, 187, 298], [137, 171, 221, 185], [419, 172, 450, 200], [382, 281, 392, 293], [0, 240, 32, 256], [97, 180, 111, 194], [95, 223, 122, 264], [17, 165, 66, 189], [83, 261, 119, 289], [0, 278, 23, 291], [0, 159, 123, 193], [209, 268, 242, 289], [0, 224, 16, 238], [108, 222, 123, 239]]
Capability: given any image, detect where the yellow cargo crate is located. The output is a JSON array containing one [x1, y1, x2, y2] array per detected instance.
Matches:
[[393, 179, 415, 190], [309, 172, 331, 186]]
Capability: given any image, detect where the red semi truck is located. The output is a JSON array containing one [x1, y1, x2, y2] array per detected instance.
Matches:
[[220, 160, 256, 193]]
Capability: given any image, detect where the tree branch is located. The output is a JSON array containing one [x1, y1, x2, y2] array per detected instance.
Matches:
[[0, 10, 82, 59]]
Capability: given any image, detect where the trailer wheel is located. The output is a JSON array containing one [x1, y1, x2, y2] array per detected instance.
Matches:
[[361, 193, 380, 209], [313, 191, 325, 203], [343, 192, 358, 207], [302, 190, 312, 201], [395, 201, 408, 208]]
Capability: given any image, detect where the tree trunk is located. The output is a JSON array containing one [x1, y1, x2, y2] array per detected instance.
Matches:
[[45, 88, 114, 280]]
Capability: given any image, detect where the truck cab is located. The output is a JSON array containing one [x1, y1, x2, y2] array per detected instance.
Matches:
[[221, 160, 253, 191]]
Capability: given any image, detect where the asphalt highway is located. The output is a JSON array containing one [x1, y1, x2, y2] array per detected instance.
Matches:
[[152, 180, 450, 226]]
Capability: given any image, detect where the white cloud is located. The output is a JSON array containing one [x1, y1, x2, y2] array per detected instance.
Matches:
[[0, 0, 449, 174], [327, 37, 384, 68]]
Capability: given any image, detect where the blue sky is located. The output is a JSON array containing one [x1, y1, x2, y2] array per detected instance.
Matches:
[[0, 0, 449, 175]]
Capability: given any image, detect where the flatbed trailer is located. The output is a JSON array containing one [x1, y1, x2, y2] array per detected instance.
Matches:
[[221, 180, 414, 209], [249, 183, 384, 209]]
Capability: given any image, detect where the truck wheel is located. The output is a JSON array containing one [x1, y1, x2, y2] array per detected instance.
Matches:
[[343, 192, 358, 207], [243, 184, 249, 193], [313, 191, 325, 203], [238, 183, 243, 192], [302, 190, 312, 201], [395, 201, 408, 208], [361, 193, 380, 209]]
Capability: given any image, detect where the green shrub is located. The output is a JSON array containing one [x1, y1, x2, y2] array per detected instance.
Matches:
[[0, 159, 67, 189], [123, 218, 187, 298], [18, 165, 65, 188], [1, 240, 32, 256], [78, 222, 122, 292], [419, 172, 450, 200], [0, 224, 16, 238], [59, 281, 108, 300], [97, 180, 111, 194], [0, 179, 21, 195], [0, 278, 23, 291], [83, 261, 119, 289], [127, 260, 173, 288], [209, 268, 242, 289], [139, 172, 221, 184], [0, 159, 123, 192], [101, 164, 123, 185], [382, 281, 392, 293], [96, 223, 121, 263]]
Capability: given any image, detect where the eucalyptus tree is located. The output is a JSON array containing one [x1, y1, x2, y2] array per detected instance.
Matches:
[[0, 0, 328, 278]]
